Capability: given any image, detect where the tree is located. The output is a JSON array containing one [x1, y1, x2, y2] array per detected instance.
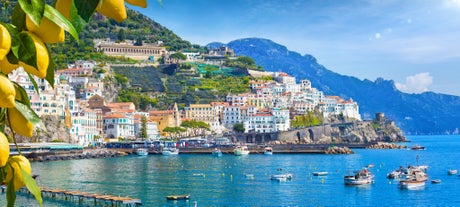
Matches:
[[233, 123, 245, 133], [117, 29, 126, 42], [170, 52, 187, 60], [139, 116, 148, 140]]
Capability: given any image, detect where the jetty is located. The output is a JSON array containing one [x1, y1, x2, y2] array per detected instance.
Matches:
[[19, 187, 142, 206]]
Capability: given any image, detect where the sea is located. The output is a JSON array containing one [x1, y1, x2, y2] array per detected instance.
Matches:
[[2, 135, 460, 207]]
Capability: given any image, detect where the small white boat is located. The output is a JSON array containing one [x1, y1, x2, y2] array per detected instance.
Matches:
[[270, 173, 293, 181], [233, 146, 250, 156], [162, 147, 179, 156], [135, 148, 148, 156], [344, 169, 374, 185], [448, 169, 457, 175], [212, 148, 222, 157], [431, 179, 441, 184], [264, 147, 273, 155], [313, 172, 328, 176], [166, 194, 190, 200], [399, 168, 428, 189], [411, 145, 425, 150]]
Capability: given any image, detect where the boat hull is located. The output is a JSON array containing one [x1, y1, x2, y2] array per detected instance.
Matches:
[[344, 176, 373, 185], [399, 180, 426, 189]]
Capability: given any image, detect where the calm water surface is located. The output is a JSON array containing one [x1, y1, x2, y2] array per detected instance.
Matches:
[[3, 135, 460, 206]]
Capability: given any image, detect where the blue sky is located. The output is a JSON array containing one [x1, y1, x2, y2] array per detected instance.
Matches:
[[132, 0, 460, 96]]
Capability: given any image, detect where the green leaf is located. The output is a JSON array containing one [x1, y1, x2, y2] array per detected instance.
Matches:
[[11, 2, 26, 30], [14, 101, 46, 131], [17, 32, 38, 69], [12, 82, 31, 106], [68, 0, 89, 33], [6, 178, 16, 207], [26, 73, 41, 95], [45, 47, 55, 88], [74, 0, 99, 22], [22, 168, 43, 206], [43, 4, 79, 42], [18, 0, 45, 26]]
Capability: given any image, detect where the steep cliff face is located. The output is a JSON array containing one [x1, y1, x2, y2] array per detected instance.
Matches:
[[35, 115, 72, 143]]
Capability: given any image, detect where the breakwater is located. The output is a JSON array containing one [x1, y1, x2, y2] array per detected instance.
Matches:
[[27, 149, 127, 162]]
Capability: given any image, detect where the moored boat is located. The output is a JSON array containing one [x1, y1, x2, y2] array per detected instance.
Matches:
[[448, 169, 457, 175], [313, 172, 328, 176], [344, 169, 374, 185], [166, 194, 190, 200], [399, 168, 428, 189], [411, 145, 425, 150], [212, 148, 222, 157], [431, 179, 441, 184], [135, 148, 148, 156], [233, 146, 250, 156], [270, 173, 293, 181], [264, 147, 273, 155], [162, 147, 179, 156]]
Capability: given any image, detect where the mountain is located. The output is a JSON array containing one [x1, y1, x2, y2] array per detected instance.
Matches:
[[220, 38, 460, 135]]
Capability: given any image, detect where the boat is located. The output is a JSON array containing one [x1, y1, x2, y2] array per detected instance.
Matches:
[[233, 146, 250, 156], [313, 172, 328, 176], [212, 148, 222, 157], [344, 169, 374, 185], [263, 147, 273, 155], [448, 169, 457, 175], [431, 179, 441, 184], [387, 166, 407, 179], [411, 145, 425, 150], [162, 147, 179, 156], [270, 173, 293, 181], [166, 194, 190, 200], [399, 168, 428, 189], [135, 148, 148, 156]]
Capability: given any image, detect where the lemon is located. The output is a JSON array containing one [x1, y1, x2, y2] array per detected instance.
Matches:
[[0, 74, 16, 108], [8, 107, 34, 137], [0, 24, 12, 60], [18, 32, 49, 78], [56, 0, 71, 20], [0, 132, 10, 167], [0, 56, 19, 74], [4, 155, 32, 191], [125, 0, 147, 8], [96, 0, 127, 22], [26, 15, 65, 43]]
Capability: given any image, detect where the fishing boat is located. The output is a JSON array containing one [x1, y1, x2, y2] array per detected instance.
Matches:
[[448, 169, 457, 175], [264, 147, 273, 155], [166, 194, 190, 200], [399, 168, 428, 189], [162, 147, 179, 156], [233, 146, 250, 156], [212, 148, 222, 157], [411, 145, 425, 150], [344, 169, 374, 185], [313, 172, 328, 176], [387, 166, 407, 179], [270, 173, 293, 181], [135, 148, 148, 156]]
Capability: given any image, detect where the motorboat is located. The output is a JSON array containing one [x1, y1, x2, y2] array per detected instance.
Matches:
[[387, 166, 407, 179], [344, 169, 374, 185], [270, 173, 293, 181], [162, 147, 179, 156], [135, 148, 148, 156], [313, 172, 328, 176], [399, 168, 428, 189], [448, 169, 457, 175], [264, 147, 273, 155], [431, 179, 441, 184], [233, 146, 250, 156], [166, 194, 190, 200], [411, 145, 425, 150], [212, 148, 222, 157]]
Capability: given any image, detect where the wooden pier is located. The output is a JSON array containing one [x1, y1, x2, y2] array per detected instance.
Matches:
[[19, 187, 142, 206]]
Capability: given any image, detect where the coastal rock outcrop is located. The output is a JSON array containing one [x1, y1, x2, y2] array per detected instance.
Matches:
[[366, 142, 407, 149], [325, 146, 354, 154]]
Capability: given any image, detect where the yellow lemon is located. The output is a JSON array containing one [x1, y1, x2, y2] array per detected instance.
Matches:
[[8, 107, 34, 137], [0, 56, 19, 74], [125, 0, 147, 8], [26, 15, 65, 43], [56, 0, 71, 20], [18, 32, 49, 78], [4, 155, 32, 191], [0, 24, 11, 60], [0, 132, 10, 167], [96, 0, 127, 22], [0, 74, 16, 108]]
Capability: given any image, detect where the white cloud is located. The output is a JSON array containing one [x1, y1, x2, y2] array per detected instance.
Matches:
[[395, 72, 433, 94], [375, 33, 381, 39]]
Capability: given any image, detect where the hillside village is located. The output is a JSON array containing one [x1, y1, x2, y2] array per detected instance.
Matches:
[[9, 42, 362, 146]]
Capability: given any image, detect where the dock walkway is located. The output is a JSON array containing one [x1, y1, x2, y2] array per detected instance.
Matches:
[[19, 187, 142, 206]]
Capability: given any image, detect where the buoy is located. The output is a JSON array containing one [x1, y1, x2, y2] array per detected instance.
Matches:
[[321, 179, 324, 183], [222, 173, 225, 177]]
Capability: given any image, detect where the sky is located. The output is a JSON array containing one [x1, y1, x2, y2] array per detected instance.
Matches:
[[131, 0, 460, 96]]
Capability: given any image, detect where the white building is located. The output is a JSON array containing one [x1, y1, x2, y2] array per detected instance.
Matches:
[[70, 106, 98, 146], [103, 113, 135, 140], [272, 108, 291, 131], [243, 112, 277, 133]]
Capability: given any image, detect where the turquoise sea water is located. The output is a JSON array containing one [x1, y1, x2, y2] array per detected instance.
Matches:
[[2, 135, 460, 207]]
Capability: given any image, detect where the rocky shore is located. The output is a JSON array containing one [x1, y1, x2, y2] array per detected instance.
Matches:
[[366, 142, 407, 149], [325, 146, 354, 154], [28, 149, 127, 162]]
